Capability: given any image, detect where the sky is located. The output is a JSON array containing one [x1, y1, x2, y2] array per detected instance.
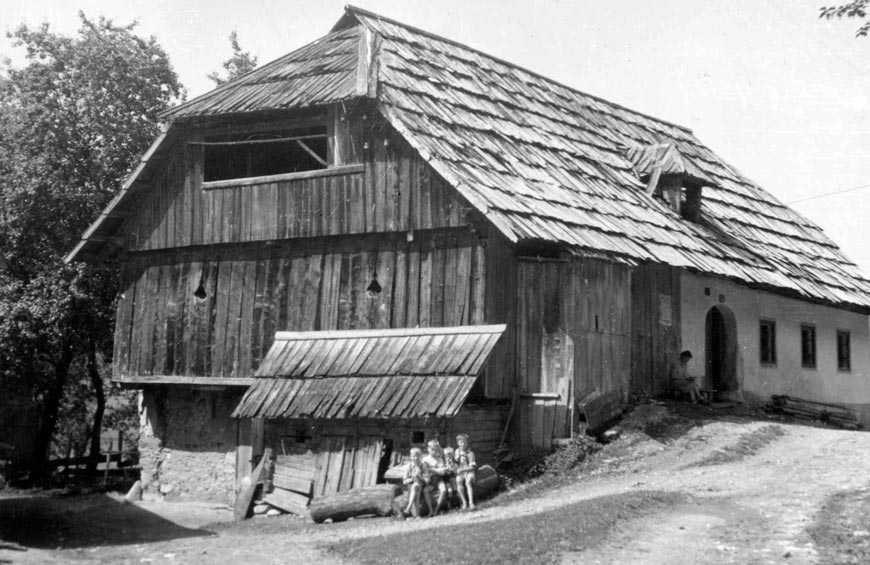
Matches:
[[3, 0, 870, 273]]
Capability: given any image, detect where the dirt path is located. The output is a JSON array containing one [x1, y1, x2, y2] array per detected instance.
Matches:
[[4, 406, 870, 564]]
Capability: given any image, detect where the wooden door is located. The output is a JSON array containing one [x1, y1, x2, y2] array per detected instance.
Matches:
[[315, 435, 383, 498], [516, 260, 574, 448]]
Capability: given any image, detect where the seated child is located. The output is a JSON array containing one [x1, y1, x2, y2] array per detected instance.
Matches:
[[442, 446, 458, 500], [402, 447, 428, 518], [422, 439, 450, 516], [455, 433, 477, 510]]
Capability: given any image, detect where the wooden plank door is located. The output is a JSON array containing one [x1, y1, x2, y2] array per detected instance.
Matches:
[[315, 435, 383, 497], [516, 260, 574, 449]]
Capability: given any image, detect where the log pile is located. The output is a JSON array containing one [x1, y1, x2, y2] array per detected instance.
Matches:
[[770, 395, 861, 430]]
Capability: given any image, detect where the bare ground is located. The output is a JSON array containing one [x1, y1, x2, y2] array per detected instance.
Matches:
[[3, 402, 870, 564]]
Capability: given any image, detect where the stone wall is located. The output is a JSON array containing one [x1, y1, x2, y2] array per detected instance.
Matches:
[[138, 387, 242, 503]]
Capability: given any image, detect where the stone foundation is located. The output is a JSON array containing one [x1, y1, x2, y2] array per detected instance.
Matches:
[[138, 387, 242, 504]]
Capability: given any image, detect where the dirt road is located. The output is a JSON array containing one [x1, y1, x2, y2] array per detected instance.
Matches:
[[3, 404, 870, 564]]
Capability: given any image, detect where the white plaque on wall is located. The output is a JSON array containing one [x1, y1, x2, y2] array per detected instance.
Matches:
[[659, 293, 672, 326]]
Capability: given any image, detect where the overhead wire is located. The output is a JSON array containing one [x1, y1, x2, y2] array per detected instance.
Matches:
[[786, 182, 870, 204]]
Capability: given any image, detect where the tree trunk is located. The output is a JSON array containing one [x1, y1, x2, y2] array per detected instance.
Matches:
[[309, 484, 401, 523], [85, 342, 105, 473], [29, 346, 73, 479]]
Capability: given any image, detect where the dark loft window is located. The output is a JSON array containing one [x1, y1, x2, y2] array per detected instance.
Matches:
[[759, 319, 776, 365], [801, 324, 817, 368], [837, 330, 851, 372], [203, 125, 328, 182]]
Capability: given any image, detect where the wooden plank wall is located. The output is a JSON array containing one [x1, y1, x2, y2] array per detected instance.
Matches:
[[122, 112, 471, 252], [630, 262, 681, 396], [482, 227, 517, 398], [515, 257, 631, 448], [114, 230, 487, 380], [264, 403, 507, 497]]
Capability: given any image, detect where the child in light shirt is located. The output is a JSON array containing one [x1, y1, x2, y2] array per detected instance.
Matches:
[[402, 447, 428, 518], [455, 433, 477, 510]]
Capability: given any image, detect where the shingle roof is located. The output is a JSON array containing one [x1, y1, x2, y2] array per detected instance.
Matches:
[[336, 6, 870, 310], [232, 325, 505, 419], [162, 25, 362, 119], [69, 6, 870, 311]]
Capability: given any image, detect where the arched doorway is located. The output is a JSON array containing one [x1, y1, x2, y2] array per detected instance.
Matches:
[[705, 305, 738, 394]]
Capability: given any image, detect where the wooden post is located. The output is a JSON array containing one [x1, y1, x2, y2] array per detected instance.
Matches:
[[64, 436, 72, 476], [103, 451, 111, 485], [234, 447, 273, 521]]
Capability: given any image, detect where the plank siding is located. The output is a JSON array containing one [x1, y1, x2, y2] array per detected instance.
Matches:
[[114, 231, 488, 381], [483, 228, 516, 399], [630, 262, 681, 396], [516, 256, 632, 448], [121, 116, 472, 253], [263, 403, 507, 498]]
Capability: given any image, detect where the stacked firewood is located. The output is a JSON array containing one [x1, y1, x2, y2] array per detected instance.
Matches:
[[770, 395, 861, 430]]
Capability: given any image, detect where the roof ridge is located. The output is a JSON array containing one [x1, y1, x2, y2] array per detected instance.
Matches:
[[340, 4, 694, 135]]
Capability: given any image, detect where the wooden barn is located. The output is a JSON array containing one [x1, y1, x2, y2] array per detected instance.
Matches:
[[67, 6, 870, 506]]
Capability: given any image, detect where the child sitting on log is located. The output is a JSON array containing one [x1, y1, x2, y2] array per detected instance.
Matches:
[[402, 447, 428, 518], [442, 446, 458, 501], [455, 433, 477, 510], [422, 439, 450, 516]]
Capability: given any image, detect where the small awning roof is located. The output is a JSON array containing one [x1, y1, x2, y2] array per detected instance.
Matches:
[[623, 142, 715, 187], [232, 324, 506, 420]]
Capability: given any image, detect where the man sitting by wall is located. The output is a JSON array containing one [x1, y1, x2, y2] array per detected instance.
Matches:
[[669, 350, 704, 404]]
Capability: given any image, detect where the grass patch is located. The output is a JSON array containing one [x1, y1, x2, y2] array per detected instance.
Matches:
[[322, 490, 685, 565], [809, 486, 870, 564], [686, 424, 784, 468]]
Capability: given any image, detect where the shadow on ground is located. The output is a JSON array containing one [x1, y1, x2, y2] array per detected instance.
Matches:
[[0, 493, 212, 549]]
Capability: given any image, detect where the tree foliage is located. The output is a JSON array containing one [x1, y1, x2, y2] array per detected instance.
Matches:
[[820, 1, 870, 37], [0, 13, 183, 477], [207, 30, 258, 86]]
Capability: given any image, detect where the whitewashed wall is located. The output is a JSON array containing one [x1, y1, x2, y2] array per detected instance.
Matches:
[[680, 272, 870, 419]]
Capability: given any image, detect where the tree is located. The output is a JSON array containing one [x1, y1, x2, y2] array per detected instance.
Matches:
[[0, 13, 183, 478], [820, 1, 870, 36], [207, 30, 258, 86]]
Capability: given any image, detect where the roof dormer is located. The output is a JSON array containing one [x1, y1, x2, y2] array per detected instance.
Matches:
[[624, 143, 712, 222]]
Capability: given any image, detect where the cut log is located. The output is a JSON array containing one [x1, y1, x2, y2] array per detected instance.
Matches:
[[471, 465, 500, 499], [579, 390, 623, 434], [383, 464, 405, 483], [309, 484, 401, 524], [234, 447, 272, 522]]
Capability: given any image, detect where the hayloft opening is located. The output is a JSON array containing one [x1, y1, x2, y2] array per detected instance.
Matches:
[[203, 124, 328, 182]]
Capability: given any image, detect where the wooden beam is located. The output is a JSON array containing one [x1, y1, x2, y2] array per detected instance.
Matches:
[[273, 324, 507, 342], [201, 164, 364, 190], [296, 139, 328, 166], [113, 375, 255, 387], [645, 166, 662, 195], [187, 133, 327, 147], [355, 27, 379, 97]]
